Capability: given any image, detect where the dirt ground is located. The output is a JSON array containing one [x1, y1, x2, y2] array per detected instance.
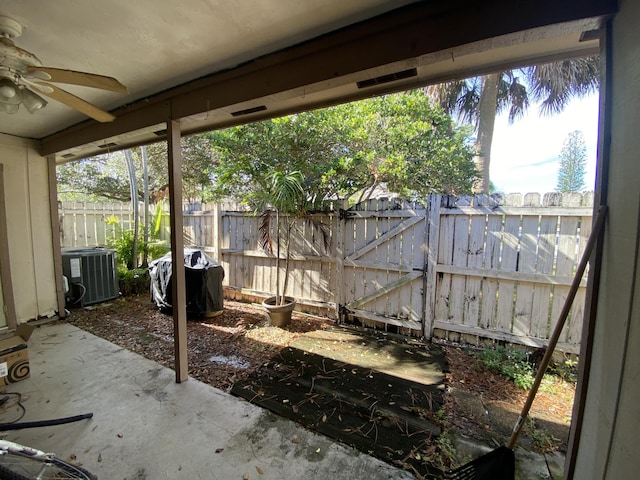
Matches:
[[67, 295, 575, 462]]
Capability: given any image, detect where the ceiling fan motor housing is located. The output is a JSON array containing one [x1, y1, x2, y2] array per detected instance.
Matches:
[[0, 15, 22, 39], [0, 36, 43, 71]]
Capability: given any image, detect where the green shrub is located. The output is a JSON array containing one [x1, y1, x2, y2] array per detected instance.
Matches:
[[117, 267, 150, 296], [109, 228, 137, 269], [548, 357, 579, 384], [479, 347, 534, 390], [146, 240, 170, 263], [105, 209, 169, 298], [106, 206, 170, 270]]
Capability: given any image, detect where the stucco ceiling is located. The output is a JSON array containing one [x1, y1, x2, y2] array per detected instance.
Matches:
[[0, 0, 609, 161], [0, 0, 417, 139]]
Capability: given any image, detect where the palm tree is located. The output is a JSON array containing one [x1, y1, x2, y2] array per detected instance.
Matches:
[[256, 170, 306, 306], [429, 56, 599, 192], [255, 169, 331, 315]]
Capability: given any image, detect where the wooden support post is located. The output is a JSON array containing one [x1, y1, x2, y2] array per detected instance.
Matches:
[[47, 157, 67, 318], [0, 164, 18, 328], [167, 120, 189, 383]]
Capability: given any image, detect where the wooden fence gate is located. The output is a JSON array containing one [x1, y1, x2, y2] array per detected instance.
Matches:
[[339, 198, 428, 333]]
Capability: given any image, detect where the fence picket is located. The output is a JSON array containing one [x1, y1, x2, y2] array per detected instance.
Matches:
[[568, 198, 594, 344], [435, 203, 454, 322], [480, 212, 502, 329], [423, 195, 441, 336], [464, 195, 486, 327], [551, 194, 581, 343], [352, 207, 368, 307], [450, 210, 470, 325], [495, 194, 522, 333], [530, 213, 556, 338], [512, 194, 540, 336]]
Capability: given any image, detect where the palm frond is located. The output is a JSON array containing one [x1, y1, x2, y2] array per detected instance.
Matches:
[[258, 209, 274, 254], [305, 217, 331, 253], [456, 88, 481, 125], [268, 170, 305, 212], [506, 77, 530, 123], [527, 56, 600, 115], [428, 79, 481, 126]]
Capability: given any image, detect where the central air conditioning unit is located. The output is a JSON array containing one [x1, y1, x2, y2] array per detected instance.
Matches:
[[61, 248, 119, 307]]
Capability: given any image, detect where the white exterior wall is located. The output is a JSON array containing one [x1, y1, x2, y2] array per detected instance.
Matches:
[[573, 0, 640, 477], [0, 257, 5, 327], [0, 134, 57, 322]]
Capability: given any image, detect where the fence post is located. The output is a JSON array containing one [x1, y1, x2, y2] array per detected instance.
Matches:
[[423, 194, 441, 338], [212, 203, 222, 262], [159, 202, 171, 244], [334, 201, 346, 322]]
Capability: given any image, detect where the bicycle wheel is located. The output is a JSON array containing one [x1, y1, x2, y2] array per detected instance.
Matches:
[[0, 450, 96, 480]]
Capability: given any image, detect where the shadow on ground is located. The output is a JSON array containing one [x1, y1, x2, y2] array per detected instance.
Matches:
[[231, 326, 450, 478], [231, 324, 570, 479]]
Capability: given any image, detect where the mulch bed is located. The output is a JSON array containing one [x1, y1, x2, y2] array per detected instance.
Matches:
[[68, 295, 332, 391]]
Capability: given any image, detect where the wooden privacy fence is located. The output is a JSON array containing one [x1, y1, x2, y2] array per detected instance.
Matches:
[[191, 201, 340, 314], [425, 192, 593, 354], [59, 201, 137, 248], [59, 193, 595, 352]]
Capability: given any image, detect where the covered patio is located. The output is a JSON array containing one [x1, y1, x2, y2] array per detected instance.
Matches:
[[2, 0, 640, 478], [2, 321, 414, 479], [5, 317, 568, 479]]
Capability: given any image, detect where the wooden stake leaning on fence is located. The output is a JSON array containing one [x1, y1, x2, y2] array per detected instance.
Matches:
[[445, 205, 607, 480]]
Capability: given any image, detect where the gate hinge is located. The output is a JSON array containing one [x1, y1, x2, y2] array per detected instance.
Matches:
[[339, 208, 355, 220], [413, 263, 428, 279], [338, 304, 350, 323]]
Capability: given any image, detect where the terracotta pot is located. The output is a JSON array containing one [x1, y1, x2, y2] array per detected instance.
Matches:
[[262, 296, 296, 327]]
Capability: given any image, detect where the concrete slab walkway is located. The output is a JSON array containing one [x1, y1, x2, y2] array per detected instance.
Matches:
[[0, 322, 414, 480]]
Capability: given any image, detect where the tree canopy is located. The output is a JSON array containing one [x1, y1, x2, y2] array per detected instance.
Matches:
[[207, 90, 478, 208], [58, 90, 478, 206], [57, 153, 134, 202], [56, 134, 217, 204]]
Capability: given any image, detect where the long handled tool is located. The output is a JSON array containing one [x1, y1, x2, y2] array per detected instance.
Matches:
[[445, 205, 607, 480]]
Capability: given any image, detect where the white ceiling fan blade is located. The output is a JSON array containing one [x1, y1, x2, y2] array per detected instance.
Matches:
[[35, 82, 116, 122], [25, 66, 128, 94]]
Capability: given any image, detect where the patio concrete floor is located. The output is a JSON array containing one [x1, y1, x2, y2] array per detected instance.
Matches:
[[0, 322, 414, 480]]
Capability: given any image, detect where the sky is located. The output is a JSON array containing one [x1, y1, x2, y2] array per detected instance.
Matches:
[[489, 92, 600, 195]]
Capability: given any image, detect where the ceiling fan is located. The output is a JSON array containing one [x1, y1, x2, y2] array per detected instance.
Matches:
[[0, 15, 127, 122]]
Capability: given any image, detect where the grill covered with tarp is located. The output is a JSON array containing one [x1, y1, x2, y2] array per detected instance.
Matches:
[[149, 248, 224, 317]]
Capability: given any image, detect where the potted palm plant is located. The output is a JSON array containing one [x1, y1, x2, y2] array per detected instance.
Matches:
[[256, 170, 305, 327]]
